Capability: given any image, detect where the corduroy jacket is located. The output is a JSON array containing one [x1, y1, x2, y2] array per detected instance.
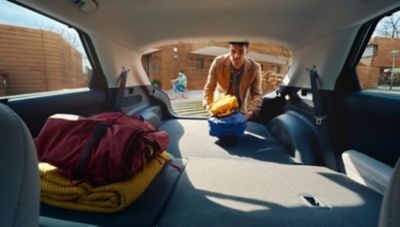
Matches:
[[203, 54, 262, 118]]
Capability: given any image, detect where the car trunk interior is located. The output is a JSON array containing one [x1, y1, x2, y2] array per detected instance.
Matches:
[[31, 83, 384, 227], [2, 0, 400, 226]]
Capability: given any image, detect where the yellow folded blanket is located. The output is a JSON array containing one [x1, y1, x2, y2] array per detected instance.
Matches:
[[39, 151, 170, 213]]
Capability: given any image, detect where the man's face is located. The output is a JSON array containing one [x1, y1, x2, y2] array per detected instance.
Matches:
[[229, 44, 248, 69]]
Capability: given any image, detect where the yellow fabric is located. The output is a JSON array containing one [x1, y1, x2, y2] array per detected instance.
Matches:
[[209, 95, 239, 117], [39, 151, 170, 213]]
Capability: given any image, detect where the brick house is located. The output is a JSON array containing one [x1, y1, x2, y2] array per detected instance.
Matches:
[[358, 37, 400, 88]]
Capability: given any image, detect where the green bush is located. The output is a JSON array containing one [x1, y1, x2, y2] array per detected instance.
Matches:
[[151, 79, 161, 88]]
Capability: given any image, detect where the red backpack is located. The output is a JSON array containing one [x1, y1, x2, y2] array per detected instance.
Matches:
[[35, 112, 169, 185]]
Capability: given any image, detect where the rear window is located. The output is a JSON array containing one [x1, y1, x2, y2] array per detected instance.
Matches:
[[142, 41, 291, 117]]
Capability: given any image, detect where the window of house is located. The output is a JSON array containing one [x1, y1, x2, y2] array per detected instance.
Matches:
[[0, 0, 92, 98], [277, 65, 281, 74], [356, 11, 400, 92], [152, 64, 160, 73], [362, 44, 378, 58], [143, 55, 152, 77], [196, 57, 204, 69]]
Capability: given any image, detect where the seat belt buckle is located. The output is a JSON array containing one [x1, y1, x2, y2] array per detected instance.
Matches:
[[314, 115, 327, 125]]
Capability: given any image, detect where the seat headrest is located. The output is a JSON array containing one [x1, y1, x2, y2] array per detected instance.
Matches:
[[0, 104, 39, 226]]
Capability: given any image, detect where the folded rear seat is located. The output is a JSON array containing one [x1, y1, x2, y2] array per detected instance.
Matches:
[[159, 158, 381, 227], [160, 119, 292, 164], [40, 159, 187, 226], [268, 110, 322, 165]]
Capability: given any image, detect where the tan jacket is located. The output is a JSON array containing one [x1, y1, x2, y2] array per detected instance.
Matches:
[[203, 54, 262, 117]]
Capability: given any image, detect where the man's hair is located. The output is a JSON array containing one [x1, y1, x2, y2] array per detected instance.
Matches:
[[229, 41, 250, 47]]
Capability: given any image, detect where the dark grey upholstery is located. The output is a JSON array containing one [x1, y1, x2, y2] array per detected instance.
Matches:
[[160, 119, 292, 164], [268, 111, 322, 165], [379, 158, 400, 227], [39, 216, 96, 227], [159, 158, 382, 227], [0, 104, 40, 227]]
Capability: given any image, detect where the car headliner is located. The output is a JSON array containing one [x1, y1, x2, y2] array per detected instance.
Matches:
[[13, 0, 400, 89]]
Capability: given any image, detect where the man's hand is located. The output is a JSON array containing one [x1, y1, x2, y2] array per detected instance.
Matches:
[[245, 111, 254, 120]]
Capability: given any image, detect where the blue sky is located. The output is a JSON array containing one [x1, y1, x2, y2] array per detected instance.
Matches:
[[0, 0, 75, 34], [0, 0, 88, 60], [372, 11, 400, 38], [0, 0, 61, 28]]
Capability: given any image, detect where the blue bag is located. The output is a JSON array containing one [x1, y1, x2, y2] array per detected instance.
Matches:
[[208, 112, 247, 137]]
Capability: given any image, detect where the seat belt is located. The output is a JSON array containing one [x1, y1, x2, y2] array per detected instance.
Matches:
[[113, 68, 129, 112], [309, 68, 338, 171]]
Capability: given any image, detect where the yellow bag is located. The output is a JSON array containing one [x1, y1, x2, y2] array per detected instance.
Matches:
[[209, 95, 239, 117]]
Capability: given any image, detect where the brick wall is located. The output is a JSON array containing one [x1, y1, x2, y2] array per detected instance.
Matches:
[[356, 64, 381, 89], [358, 37, 400, 88], [0, 24, 88, 96], [370, 37, 400, 68]]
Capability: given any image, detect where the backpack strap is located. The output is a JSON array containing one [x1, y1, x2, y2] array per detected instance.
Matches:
[[77, 113, 123, 181], [77, 123, 109, 179]]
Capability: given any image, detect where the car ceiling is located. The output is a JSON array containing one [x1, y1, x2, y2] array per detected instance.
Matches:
[[12, 0, 400, 89], [13, 0, 399, 50]]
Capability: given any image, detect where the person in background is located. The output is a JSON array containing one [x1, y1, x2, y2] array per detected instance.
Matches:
[[172, 70, 187, 93], [203, 41, 262, 120]]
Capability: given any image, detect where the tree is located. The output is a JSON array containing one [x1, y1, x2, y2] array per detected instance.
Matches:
[[38, 23, 81, 49], [375, 12, 400, 39]]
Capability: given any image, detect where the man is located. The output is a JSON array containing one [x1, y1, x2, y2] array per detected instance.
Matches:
[[203, 41, 262, 119]]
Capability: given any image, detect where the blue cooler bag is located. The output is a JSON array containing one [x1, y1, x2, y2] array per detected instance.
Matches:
[[208, 112, 247, 137]]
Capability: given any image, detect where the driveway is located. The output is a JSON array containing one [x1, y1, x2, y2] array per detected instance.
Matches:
[[167, 90, 208, 116]]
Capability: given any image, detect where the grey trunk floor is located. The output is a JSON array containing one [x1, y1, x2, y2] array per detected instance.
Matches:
[[158, 158, 382, 227], [160, 119, 292, 164]]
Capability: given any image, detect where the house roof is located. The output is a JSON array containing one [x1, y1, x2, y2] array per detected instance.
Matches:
[[191, 46, 286, 64], [142, 48, 160, 55]]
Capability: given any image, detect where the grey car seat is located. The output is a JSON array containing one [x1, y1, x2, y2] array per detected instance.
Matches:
[[0, 103, 40, 227], [379, 157, 400, 227], [0, 104, 95, 227]]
